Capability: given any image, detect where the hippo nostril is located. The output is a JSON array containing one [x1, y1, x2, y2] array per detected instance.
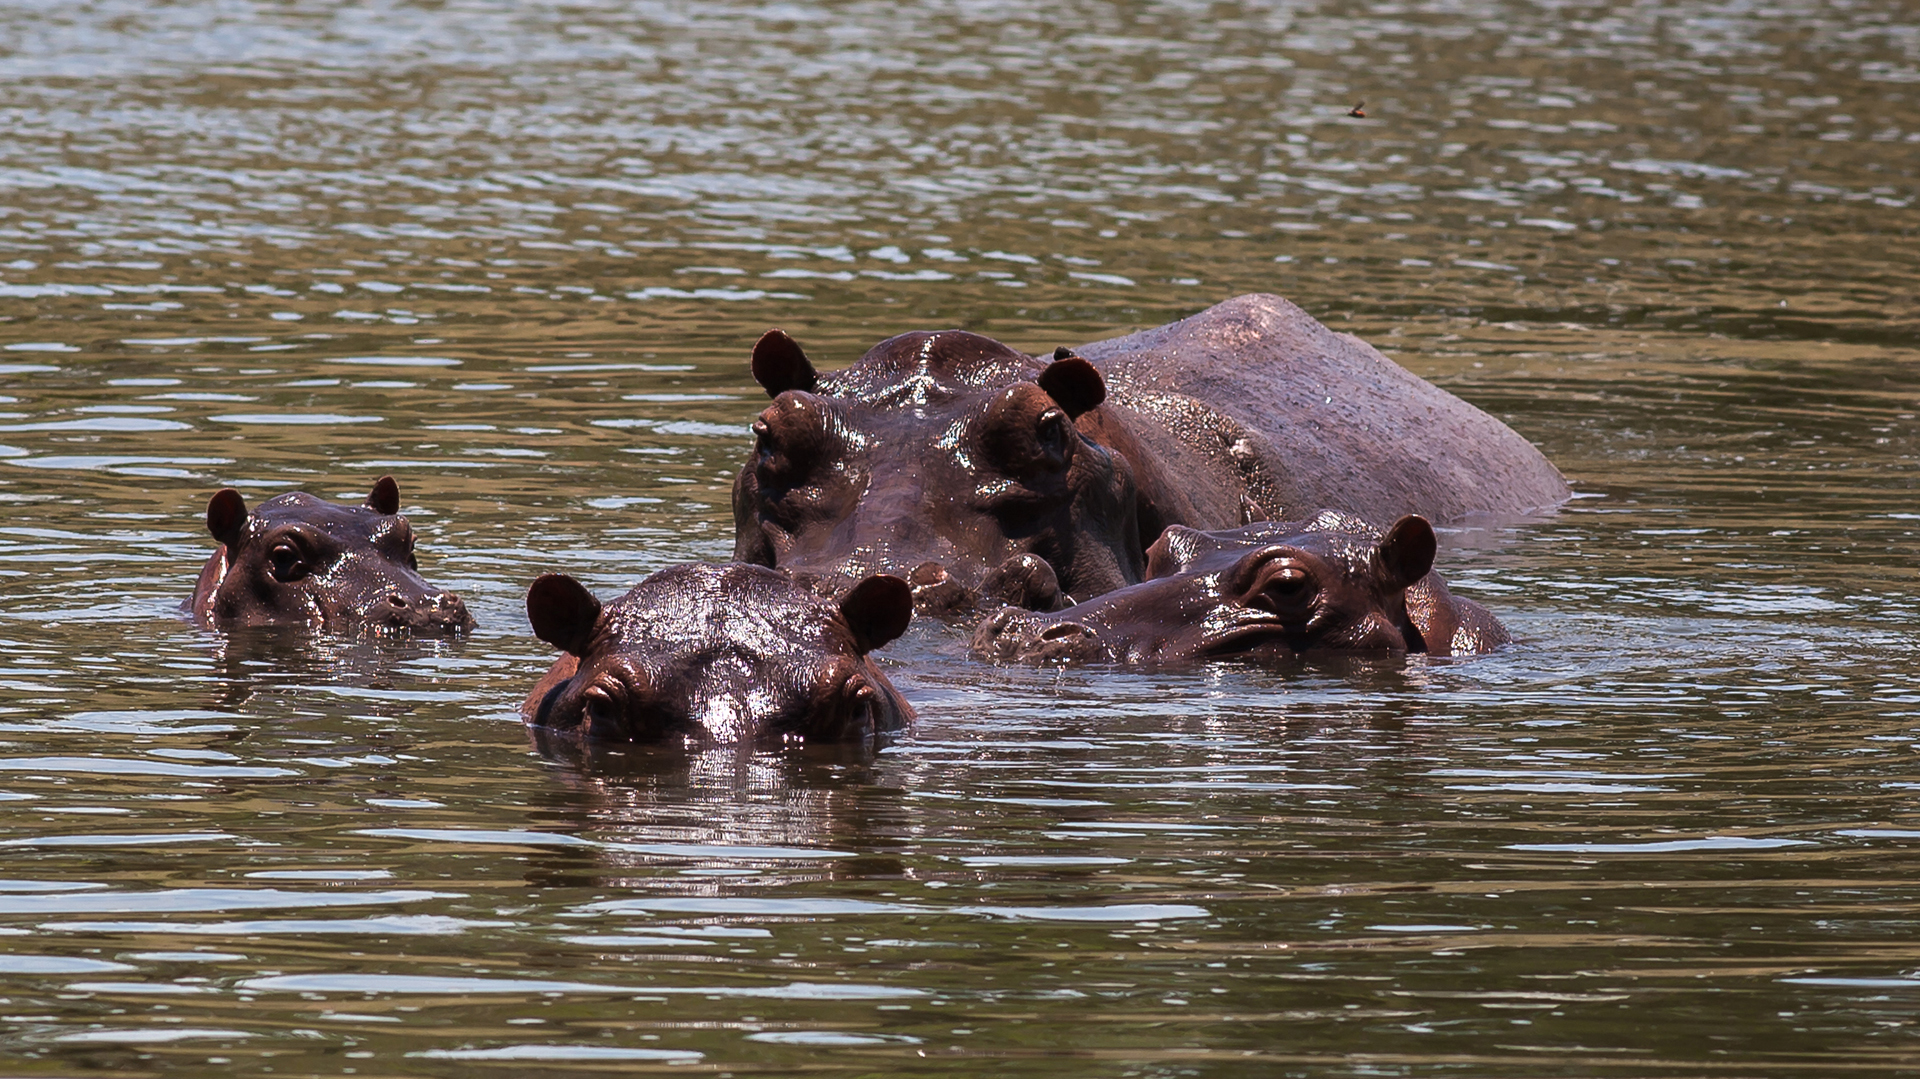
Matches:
[[387, 592, 408, 609], [1039, 623, 1088, 641]]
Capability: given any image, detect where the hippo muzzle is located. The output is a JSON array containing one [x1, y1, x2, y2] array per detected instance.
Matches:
[[357, 582, 473, 634]]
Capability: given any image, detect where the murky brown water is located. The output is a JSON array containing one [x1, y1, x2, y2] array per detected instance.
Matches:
[[1, 0, 1918, 1074]]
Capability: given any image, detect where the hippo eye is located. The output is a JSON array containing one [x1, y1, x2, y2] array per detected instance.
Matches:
[[1034, 409, 1072, 466], [1267, 567, 1312, 601], [268, 543, 309, 583], [752, 419, 792, 476], [840, 675, 881, 724], [583, 688, 620, 734]]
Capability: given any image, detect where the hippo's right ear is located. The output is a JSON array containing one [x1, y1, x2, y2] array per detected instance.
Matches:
[[752, 328, 818, 397], [527, 573, 603, 657], [1036, 355, 1105, 418], [1376, 515, 1437, 591], [206, 489, 249, 548], [839, 574, 913, 654], [366, 475, 400, 516]]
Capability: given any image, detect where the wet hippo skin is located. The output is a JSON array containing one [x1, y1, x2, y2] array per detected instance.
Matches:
[[731, 293, 1568, 614], [522, 564, 915, 750], [971, 511, 1511, 667], [1072, 293, 1571, 535], [189, 475, 474, 635], [734, 326, 1125, 615]]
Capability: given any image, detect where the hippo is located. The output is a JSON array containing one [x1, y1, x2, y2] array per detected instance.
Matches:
[[970, 511, 1510, 666], [732, 293, 1568, 614], [522, 564, 915, 750], [189, 476, 474, 635]]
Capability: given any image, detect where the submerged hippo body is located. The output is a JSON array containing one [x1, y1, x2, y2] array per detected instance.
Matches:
[[732, 293, 1567, 613], [971, 512, 1510, 667], [190, 476, 473, 635], [522, 564, 915, 750]]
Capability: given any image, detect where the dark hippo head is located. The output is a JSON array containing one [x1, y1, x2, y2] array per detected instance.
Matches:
[[522, 564, 915, 750], [972, 512, 1506, 666], [731, 329, 1140, 615], [190, 476, 474, 635]]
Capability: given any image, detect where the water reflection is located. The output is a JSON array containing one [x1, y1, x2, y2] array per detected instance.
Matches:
[[523, 731, 913, 893]]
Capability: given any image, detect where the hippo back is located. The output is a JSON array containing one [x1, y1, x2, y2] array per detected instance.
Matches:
[[1077, 293, 1570, 528]]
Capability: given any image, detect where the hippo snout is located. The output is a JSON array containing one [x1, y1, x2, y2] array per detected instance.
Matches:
[[363, 590, 474, 634], [971, 607, 1102, 664], [908, 555, 1068, 616], [980, 553, 1066, 611]]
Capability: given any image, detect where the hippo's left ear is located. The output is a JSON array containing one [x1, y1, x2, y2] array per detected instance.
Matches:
[[1375, 515, 1437, 590], [527, 573, 603, 657], [839, 574, 913, 654], [366, 475, 400, 516], [752, 328, 818, 397], [206, 489, 249, 548], [1036, 354, 1105, 418]]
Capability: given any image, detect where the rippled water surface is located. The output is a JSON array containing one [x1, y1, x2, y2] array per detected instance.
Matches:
[[2, 0, 1918, 1074]]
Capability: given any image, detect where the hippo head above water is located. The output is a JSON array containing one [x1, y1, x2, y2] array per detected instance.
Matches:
[[522, 564, 916, 750], [190, 476, 473, 635], [731, 329, 1139, 615], [971, 512, 1510, 667]]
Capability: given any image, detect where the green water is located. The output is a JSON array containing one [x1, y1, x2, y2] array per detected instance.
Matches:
[[1, 0, 1917, 1074]]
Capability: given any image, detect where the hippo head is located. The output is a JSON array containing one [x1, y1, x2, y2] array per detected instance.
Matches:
[[192, 476, 473, 635], [972, 512, 1443, 666], [730, 329, 1141, 615], [522, 564, 915, 750]]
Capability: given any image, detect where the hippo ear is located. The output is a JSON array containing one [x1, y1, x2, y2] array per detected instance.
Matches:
[[1036, 355, 1105, 418], [752, 328, 818, 397], [527, 573, 603, 657], [1376, 515, 1437, 590], [839, 574, 913, 654], [206, 489, 249, 548], [366, 475, 401, 515]]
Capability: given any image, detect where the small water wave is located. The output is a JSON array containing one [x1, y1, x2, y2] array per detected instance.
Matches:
[[412, 1045, 703, 1061], [6, 888, 451, 916], [242, 974, 924, 999]]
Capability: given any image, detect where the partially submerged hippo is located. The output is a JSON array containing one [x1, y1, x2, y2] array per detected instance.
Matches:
[[732, 293, 1567, 613], [190, 476, 473, 634], [735, 327, 1126, 614], [522, 564, 915, 750], [971, 511, 1509, 666]]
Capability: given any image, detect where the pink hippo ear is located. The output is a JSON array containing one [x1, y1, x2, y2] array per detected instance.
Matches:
[[752, 328, 818, 397], [1376, 515, 1437, 590], [527, 573, 603, 657], [366, 475, 401, 515], [1036, 354, 1105, 418], [206, 489, 249, 548], [839, 574, 913, 654]]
